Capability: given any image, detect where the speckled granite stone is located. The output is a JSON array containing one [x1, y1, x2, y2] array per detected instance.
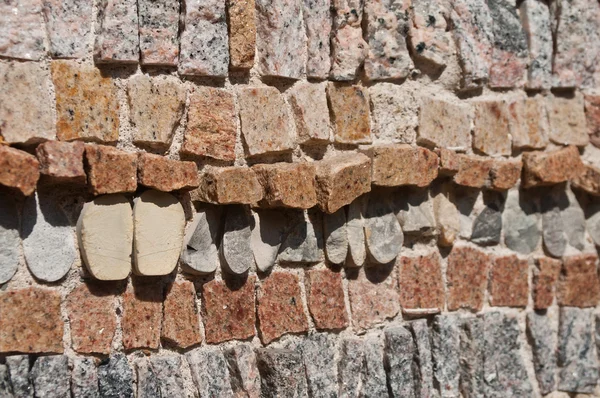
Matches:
[[137, 153, 199, 192], [36, 141, 86, 183], [43, 0, 92, 58], [72, 358, 99, 398], [526, 312, 556, 395], [507, 96, 549, 149], [327, 83, 372, 145], [398, 251, 445, 314], [546, 94, 589, 147], [520, 0, 552, 89], [447, 244, 489, 311], [459, 317, 485, 397], [162, 281, 201, 348], [288, 82, 331, 144], [187, 348, 234, 396], [225, 344, 261, 398], [31, 356, 70, 398], [0, 364, 12, 397], [409, 0, 452, 68], [369, 144, 439, 187], [94, 0, 139, 63], [472, 99, 512, 156], [98, 353, 134, 398], [301, 334, 337, 398], [558, 254, 600, 308], [432, 315, 460, 398], [338, 338, 365, 397], [362, 335, 388, 397], [135, 356, 160, 398], [489, 254, 529, 307], [330, 0, 368, 80], [303, 0, 331, 78], [572, 164, 600, 196], [138, 0, 180, 65], [84, 144, 138, 194], [522, 146, 584, 188], [418, 96, 472, 151], [151, 356, 185, 397], [533, 257, 561, 310], [191, 166, 263, 204], [384, 325, 416, 398], [6, 356, 33, 397], [0, 0, 47, 60], [228, 0, 256, 69], [410, 319, 437, 398], [256, 349, 308, 397], [253, 162, 317, 209]]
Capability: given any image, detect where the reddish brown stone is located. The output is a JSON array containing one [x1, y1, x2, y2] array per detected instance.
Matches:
[[252, 162, 317, 209], [489, 159, 522, 190], [398, 251, 445, 314], [121, 282, 163, 350], [471, 99, 512, 156], [36, 140, 86, 183], [446, 152, 493, 188], [66, 283, 116, 354], [507, 97, 549, 150], [489, 254, 528, 307], [314, 153, 371, 214], [0, 145, 40, 196], [438, 148, 461, 174], [137, 153, 199, 192], [85, 144, 137, 195], [162, 280, 201, 348], [522, 146, 585, 188], [190, 166, 263, 205], [369, 144, 439, 187], [546, 94, 589, 146], [305, 269, 348, 330], [348, 264, 399, 331], [202, 276, 256, 344], [584, 94, 600, 148], [447, 245, 490, 312], [571, 164, 600, 196], [257, 272, 308, 344], [558, 254, 600, 308], [327, 83, 372, 145], [0, 287, 63, 353], [533, 257, 561, 310]]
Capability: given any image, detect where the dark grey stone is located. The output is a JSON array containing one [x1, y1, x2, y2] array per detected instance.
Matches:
[[221, 205, 254, 275], [432, 315, 460, 398], [459, 317, 485, 398], [151, 356, 185, 397], [503, 190, 540, 254], [135, 356, 161, 398], [251, 209, 286, 272], [256, 348, 307, 398], [338, 337, 364, 397], [541, 194, 567, 257], [384, 325, 415, 398], [409, 319, 437, 398], [181, 204, 223, 275], [0, 195, 19, 284], [0, 363, 13, 398], [6, 355, 32, 398], [365, 196, 403, 264], [187, 348, 234, 397], [31, 355, 69, 398], [301, 333, 337, 398], [225, 343, 261, 398], [71, 358, 99, 398], [526, 312, 556, 395], [557, 307, 599, 393], [562, 191, 586, 251], [482, 312, 534, 398], [98, 353, 134, 398], [362, 335, 388, 398], [487, 0, 528, 56], [278, 210, 324, 264], [324, 208, 348, 265], [471, 199, 502, 246]]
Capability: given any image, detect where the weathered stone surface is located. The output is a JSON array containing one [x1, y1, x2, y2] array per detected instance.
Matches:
[[36, 141, 86, 183], [547, 95, 589, 146], [541, 193, 568, 257], [384, 325, 415, 398], [558, 254, 600, 307], [94, 0, 138, 63], [455, 188, 479, 239], [362, 335, 388, 397], [138, 0, 180, 65], [52, 61, 120, 143], [191, 166, 263, 205], [162, 281, 201, 348], [562, 190, 586, 251], [327, 83, 372, 145], [503, 189, 540, 254], [0, 62, 55, 144], [187, 349, 234, 396], [398, 251, 445, 314], [301, 333, 337, 398], [153, 356, 186, 397], [182, 87, 237, 161], [0, 195, 19, 284], [225, 343, 261, 398], [471, 194, 503, 245], [489, 159, 522, 190], [133, 190, 185, 276], [138, 154, 198, 192], [526, 312, 556, 395], [450, 0, 493, 88], [135, 356, 160, 398], [347, 197, 367, 267], [251, 209, 285, 272], [520, 0, 552, 89], [315, 153, 372, 214], [202, 276, 256, 344], [256, 349, 307, 396], [178, 0, 228, 76], [77, 194, 133, 281], [585, 94, 600, 147], [348, 264, 400, 331], [558, 308, 600, 393], [128, 75, 186, 150], [410, 319, 436, 398], [31, 355, 69, 398], [483, 312, 534, 397], [487, 0, 528, 88], [489, 254, 528, 307], [533, 257, 561, 310], [587, 201, 600, 246], [364, 196, 403, 264], [72, 358, 99, 398], [369, 83, 419, 144], [409, 0, 452, 68], [330, 0, 367, 80], [23, 192, 75, 282], [121, 283, 163, 350], [306, 269, 348, 330], [394, 188, 436, 235], [257, 272, 308, 343], [572, 164, 600, 196], [85, 145, 138, 195], [507, 96, 549, 149], [364, 0, 413, 80], [6, 355, 33, 397], [221, 205, 254, 275], [323, 209, 348, 265], [0, 146, 40, 196], [278, 210, 324, 263], [98, 353, 134, 398], [253, 163, 317, 209], [288, 82, 330, 144], [369, 144, 439, 187], [238, 87, 295, 157], [418, 96, 472, 151], [447, 244, 489, 311], [42, 0, 92, 57], [432, 315, 460, 398], [67, 284, 116, 354], [0, 0, 46, 60], [181, 205, 222, 275], [440, 151, 491, 189], [228, 0, 256, 69], [472, 99, 512, 156], [0, 363, 10, 397], [459, 317, 485, 398], [338, 338, 365, 397], [433, 188, 460, 246], [303, 0, 331, 78]]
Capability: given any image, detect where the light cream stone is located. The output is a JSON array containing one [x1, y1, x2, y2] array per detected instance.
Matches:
[[418, 96, 472, 151], [0, 0, 47, 60], [77, 194, 133, 281], [133, 190, 185, 276], [288, 82, 330, 144], [433, 188, 460, 246]]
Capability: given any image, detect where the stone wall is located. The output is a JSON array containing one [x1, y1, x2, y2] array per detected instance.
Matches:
[[1, 0, 600, 396]]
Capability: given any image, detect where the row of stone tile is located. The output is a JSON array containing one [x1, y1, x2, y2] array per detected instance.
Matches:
[[2, 309, 597, 397]]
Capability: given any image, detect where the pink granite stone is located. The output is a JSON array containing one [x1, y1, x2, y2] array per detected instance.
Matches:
[[303, 0, 331, 78], [288, 82, 331, 144], [507, 96, 549, 150], [0, 0, 47, 60], [330, 0, 368, 80], [94, 0, 139, 63], [138, 0, 180, 65], [42, 0, 93, 58], [520, 0, 553, 89], [471, 98, 512, 156], [409, 0, 453, 68]]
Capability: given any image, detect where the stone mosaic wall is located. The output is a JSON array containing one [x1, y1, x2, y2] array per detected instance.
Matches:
[[1, 0, 600, 396]]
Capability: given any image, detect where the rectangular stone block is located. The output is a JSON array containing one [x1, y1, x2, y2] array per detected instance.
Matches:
[[572, 164, 600, 196], [256, 349, 307, 396], [558, 254, 600, 307], [384, 325, 415, 398], [0, 0, 47, 60], [138, 0, 180, 65], [94, 0, 139, 63], [225, 343, 261, 398], [6, 355, 32, 397], [98, 353, 134, 398], [256, 0, 306, 78], [369, 83, 418, 144], [327, 83, 372, 144], [191, 166, 263, 205], [187, 348, 234, 396], [288, 82, 331, 144], [447, 244, 489, 311], [252, 162, 317, 209], [179, 0, 229, 76], [362, 335, 388, 397], [305, 269, 349, 330], [303, 0, 331, 78], [489, 159, 522, 190], [489, 254, 528, 307], [338, 338, 365, 397], [441, 151, 492, 188], [72, 358, 99, 398], [522, 146, 585, 188], [121, 282, 163, 350], [398, 251, 445, 315], [585, 94, 600, 148], [43, 0, 93, 58], [138, 153, 199, 192], [472, 98, 512, 156], [0, 62, 56, 144], [546, 94, 589, 146], [459, 317, 485, 398], [85, 144, 138, 195], [533, 257, 561, 310], [369, 144, 439, 188], [409, 0, 452, 68], [301, 334, 338, 398], [526, 312, 556, 395], [0, 146, 40, 196], [227, 0, 256, 69], [277, 209, 325, 264], [410, 319, 436, 398], [51, 61, 120, 143], [520, 0, 552, 89], [330, 0, 367, 80], [418, 96, 472, 151], [162, 280, 201, 349], [31, 355, 70, 398], [36, 141, 86, 184], [432, 315, 460, 398], [507, 96, 549, 149]]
